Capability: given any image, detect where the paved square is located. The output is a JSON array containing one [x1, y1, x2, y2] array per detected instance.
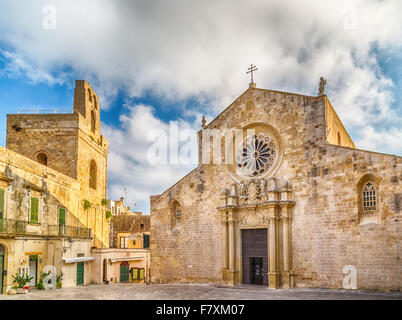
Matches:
[[1, 283, 401, 300]]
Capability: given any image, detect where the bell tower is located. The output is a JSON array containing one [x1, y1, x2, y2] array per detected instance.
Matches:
[[74, 80, 101, 134]]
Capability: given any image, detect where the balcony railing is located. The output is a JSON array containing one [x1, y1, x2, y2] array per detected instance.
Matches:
[[0, 219, 27, 234], [0, 219, 91, 239], [48, 225, 92, 238]]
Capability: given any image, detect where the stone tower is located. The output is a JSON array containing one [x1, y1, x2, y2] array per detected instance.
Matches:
[[6, 80, 109, 247]]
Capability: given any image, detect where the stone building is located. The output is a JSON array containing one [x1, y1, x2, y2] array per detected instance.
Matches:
[[0, 80, 110, 293], [108, 197, 141, 216], [150, 80, 401, 291], [92, 214, 150, 284]]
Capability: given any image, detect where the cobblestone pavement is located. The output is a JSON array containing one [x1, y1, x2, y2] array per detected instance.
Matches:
[[1, 283, 401, 300]]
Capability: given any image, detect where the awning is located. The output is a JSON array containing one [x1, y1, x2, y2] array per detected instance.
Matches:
[[109, 257, 144, 263], [63, 257, 95, 264]]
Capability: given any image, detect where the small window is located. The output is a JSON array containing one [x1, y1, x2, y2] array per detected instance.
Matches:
[[357, 174, 380, 224], [143, 234, 150, 249], [140, 223, 144, 230], [89, 160, 97, 190], [88, 88, 92, 102], [131, 268, 145, 280], [94, 97, 97, 109], [176, 203, 181, 223], [171, 201, 181, 228], [91, 110, 96, 133], [30, 196, 39, 224], [36, 152, 48, 166], [362, 182, 377, 212], [120, 237, 128, 249], [337, 132, 341, 145]]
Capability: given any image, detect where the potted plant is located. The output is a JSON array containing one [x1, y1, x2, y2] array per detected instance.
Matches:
[[36, 271, 51, 290], [56, 272, 63, 289], [12, 272, 33, 294]]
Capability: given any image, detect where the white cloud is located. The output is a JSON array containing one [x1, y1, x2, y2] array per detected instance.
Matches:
[[355, 126, 402, 156], [0, 0, 401, 210], [103, 104, 197, 213]]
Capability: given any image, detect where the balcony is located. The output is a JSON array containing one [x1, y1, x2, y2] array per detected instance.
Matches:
[[0, 219, 92, 239]]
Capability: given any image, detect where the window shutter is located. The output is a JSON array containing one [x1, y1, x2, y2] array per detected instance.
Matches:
[[132, 268, 138, 280], [139, 268, 144, 280], [31, 197, 39, 223], [0, 188, 4, 220], [59, 208, 66, 225], [143, 235, 150, 249]]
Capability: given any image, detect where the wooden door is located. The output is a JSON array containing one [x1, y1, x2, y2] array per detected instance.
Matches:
[[241, 228, 268, 285], [0, 245, 4, 294], [77, 262, 84, 285], [120, 263, 129, 283]]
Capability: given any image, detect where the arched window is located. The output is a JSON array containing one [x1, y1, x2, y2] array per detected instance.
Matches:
[[337, 132, 341, 145], [36, 152, 48, 166], [89, 160, 97, 190], [88, 88, 92, 103], [175, 203, 181, 223], [171, 201, 181, 227], [94, 97, 97, 109], [91, 110, 96, 133], [362, 181, 377, 212], [357, 174, 380, 224]]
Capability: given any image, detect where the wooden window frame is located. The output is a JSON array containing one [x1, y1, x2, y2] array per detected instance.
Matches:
[[30, 196, 40, 224]]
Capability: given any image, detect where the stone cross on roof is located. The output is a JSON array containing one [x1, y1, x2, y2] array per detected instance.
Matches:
[[247, 64, 258, 88], [318, 77, 327, 96]]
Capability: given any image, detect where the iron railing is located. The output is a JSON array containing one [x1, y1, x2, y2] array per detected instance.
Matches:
[[0, 219, 91, 239], [0, 219, 27, 234]]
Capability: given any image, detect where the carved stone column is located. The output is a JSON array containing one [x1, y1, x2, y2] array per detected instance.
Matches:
[[222, 215, 228, 270], [282, 211, 290, 288], [268, 212, 278, 289], [222, 210, 237, 285], [228, 216, 235, 271]]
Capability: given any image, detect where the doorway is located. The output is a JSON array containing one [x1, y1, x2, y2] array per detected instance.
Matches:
[[29, 255, 38, 287], [0, 244, 4, 294], [250, 257, 264, 285], [241, 228, 268, 285], [120, 262, 129, 283], [77, 262, 84, 286]]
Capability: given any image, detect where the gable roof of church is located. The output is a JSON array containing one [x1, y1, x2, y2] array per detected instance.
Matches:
[[203, 86, 318, 130]]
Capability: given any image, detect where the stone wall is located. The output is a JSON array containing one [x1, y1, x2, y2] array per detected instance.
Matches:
[[6, 113, 79, 179], [150, 87, 401, 291], [0, 145, 93, 290], [110, 215, 150, 248], [5, 80, 110, 248]]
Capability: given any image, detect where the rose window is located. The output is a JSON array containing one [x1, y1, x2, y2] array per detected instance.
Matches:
[[236, 133, 277, 177]]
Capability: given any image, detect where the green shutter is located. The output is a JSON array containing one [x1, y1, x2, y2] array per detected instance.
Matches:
[[143, 234, 150, 248], [132, 268, 138, 280], [59, 208, 66, 234], [30, 197, 39, 224], [0, 188, 4, 232], [139, 268, 144, 280], [77, 262, 84, 285]]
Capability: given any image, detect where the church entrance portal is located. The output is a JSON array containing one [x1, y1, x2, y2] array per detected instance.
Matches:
[[241, 228, 268, 286]]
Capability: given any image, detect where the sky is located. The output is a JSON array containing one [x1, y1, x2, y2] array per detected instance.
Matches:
[[0, 0, 401, 214]]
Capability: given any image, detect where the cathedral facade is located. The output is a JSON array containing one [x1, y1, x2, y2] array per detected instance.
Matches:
[[150, 82, 401, 291]]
